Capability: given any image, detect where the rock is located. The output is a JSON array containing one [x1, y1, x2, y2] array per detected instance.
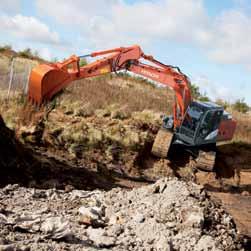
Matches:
[[16, 246, 30, 251], [0, 213, 8, 224], [64, 185, 75, 193], [241, 190, 250, 196], [86, 228, 116, 248], [195, 235, 219, 251], [14, 214, 41, 233], [0, 244, 15, 251], [31, 189, 47, 199], [40, 216, 72, 240], [133, 213, 145, 223], [79, 206, 105, 227], [0, 178, 243, 250], [2, 184, 19, 194], [182, 207, 204, 229], [155, 237, 172, 251]]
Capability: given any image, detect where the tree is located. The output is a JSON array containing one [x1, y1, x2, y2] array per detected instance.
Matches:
[[18, 48, 33, 58], [0, 44, 12, 52], [190, 83, 210, 102], [233, 98, 250, 113], [190, 83, 201, 99]]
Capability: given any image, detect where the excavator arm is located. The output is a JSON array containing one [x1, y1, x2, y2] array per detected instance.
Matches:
[[28, 45, 191, 128]]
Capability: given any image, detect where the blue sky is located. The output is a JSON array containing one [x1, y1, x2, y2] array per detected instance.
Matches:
[[1, 0, 251, 104]]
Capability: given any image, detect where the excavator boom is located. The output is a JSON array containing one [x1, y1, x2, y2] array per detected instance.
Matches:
[[28, 45, 191, 128]]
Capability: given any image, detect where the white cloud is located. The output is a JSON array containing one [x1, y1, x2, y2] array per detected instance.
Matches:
[[0, 14, 60, 45], [36, 0, 209, 47], [39, 47, 52, 60], [193, 75, 240, 103], [34, 0, 251, 68], [205, 10, 251, 66], [36, 0, 117, 25], [0, 0, 20, 13]]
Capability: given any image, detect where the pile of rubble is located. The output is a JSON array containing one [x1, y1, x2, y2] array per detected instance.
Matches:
[[0, 178, 243, 250]]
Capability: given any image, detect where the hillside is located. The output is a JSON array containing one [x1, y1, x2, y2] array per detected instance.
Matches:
[[0, 50, 251, 249]]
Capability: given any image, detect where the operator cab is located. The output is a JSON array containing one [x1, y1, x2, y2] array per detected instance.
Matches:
[[177, 101, 224, 146]]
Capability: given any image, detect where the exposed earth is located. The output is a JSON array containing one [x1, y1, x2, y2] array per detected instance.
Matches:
[[0, 69, 250, 250], [0, 108, 251, 250]]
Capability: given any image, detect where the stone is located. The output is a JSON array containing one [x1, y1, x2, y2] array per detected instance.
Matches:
[[40, 216, 72, 240], [0, 244, 15, 251], [133, 213, 145, 223], [241, 191, 250, 196], [195, 235, 220, 251], [78, 206, 105, 227], [86, 228, 116, 248]]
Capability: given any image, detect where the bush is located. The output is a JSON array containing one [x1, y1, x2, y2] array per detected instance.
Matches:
[[18, 48, 33, 58], [190, 83, 201, 99], [0, 44, 12, 52], [215, 99, 229, 109], [190, 83, 210, 102], [79, 58, 87, 67], [233, 99, 250, 113]]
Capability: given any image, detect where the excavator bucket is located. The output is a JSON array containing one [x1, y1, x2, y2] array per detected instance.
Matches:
[[28, 64, 72, 105]]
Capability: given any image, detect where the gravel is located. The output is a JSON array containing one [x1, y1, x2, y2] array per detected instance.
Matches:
[[0, 178, 243, 250]]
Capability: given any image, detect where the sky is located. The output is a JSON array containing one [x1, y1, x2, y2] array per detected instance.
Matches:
[[0, 0, 251, 104]]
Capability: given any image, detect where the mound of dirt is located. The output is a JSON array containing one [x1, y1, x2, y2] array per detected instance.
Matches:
[[0, 115, 35, 185], [0, 115, 118, 190], [0, 178, 243, 250]]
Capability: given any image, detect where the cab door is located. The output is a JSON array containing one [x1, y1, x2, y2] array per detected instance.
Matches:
[[195, 109, 223, 145]]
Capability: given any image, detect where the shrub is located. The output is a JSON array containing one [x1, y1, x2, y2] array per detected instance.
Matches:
[[79, 58, 87, 67], [0, 44, 12, 52], [233, 98, 250, 113], [190, 83, 201, 99], [190, 83, 210, 102], [215, 99, 229, 109], [18, 48, 33, 58]]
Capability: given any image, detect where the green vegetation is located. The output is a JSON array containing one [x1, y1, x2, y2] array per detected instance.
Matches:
[[18, 48, 34, 59], [190, 83, 210, 102], [79, 58, 87, 67], [17, 48, 44, 61], [0, 44, 12, 52], [233, 98, 250, 113]]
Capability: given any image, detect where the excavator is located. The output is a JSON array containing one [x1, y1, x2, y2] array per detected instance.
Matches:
[[28, 45, 236, 171]]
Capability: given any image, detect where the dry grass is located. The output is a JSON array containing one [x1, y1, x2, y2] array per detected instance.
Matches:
[[0, 72, 250, 146], [59, 75, 174, 116], [232, 111, 251, 144]]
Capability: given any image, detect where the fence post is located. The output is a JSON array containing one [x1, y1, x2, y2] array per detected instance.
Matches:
[[24, 64, 31, 94], [7, 58, 15, 99]]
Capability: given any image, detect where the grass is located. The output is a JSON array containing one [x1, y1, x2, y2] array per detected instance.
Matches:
[[232, 111, 251, 144], [59, 74, 174, 117], [0, 59, 250, 146], [1, 74, 251, 142]]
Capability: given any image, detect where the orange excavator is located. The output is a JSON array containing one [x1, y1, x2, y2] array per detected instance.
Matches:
[[28, 45, 236, 171]]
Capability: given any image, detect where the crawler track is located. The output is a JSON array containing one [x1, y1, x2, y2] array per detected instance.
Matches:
[[151, 128, 173, 158]]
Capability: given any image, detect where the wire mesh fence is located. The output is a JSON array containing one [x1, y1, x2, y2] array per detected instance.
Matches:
[[0, 57, 37, 100]]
